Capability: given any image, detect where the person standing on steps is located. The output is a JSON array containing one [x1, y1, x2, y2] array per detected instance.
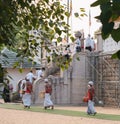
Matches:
[[25, 70, 36, 84], [44, 78, 54, 110], [36, 68, 43, 79], [85, 34, 92, 52], [75, 36, 81, 52], [91, 37, 95, 51]]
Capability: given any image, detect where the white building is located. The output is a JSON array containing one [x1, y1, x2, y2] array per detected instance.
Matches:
[[96, 22, 120, 54]]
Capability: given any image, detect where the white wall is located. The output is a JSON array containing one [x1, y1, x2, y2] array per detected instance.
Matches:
[[96, 32, 120, 53], [6, 68, 37, 92], [103, 37, 120, 53], [96, 22, 120, 53]]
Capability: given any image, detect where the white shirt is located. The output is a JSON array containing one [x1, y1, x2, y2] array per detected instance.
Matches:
[[26, 72, 35, 83], [36, 69, 43, 78], [75, 38, 81, 47], [91, 39, 95, 49], [85, 37, 91, 47]]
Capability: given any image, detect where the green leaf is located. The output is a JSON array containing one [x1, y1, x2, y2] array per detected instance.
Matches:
[[111, 50, 120, 59], [44, 0, 49, 3], [100, 11, 112, 24], [17, 21, 23, 27], [91, 0, 110, 7], [57, 37, 62, 42], [100, 2, 111, 14], [55, 27, 62, 35], [102, 22, 114, 36], [45, 46, 51, 53], [76, 57, 80, 61], [101, 33, 109, 40], [70, 36, 75, 42], [111, 28, 120, 42], [48, 10, 52, 16], [60, 15, 64, 20], [65, 12, 70, 17], [80, 8, 85, 12], [19, 68, 23, 73], [13, 62, 20, 68], [28, 25, 32, 30], [74, 13, 79, 17]]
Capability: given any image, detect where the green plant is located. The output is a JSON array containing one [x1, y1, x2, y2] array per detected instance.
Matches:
[[91, 0, 120, 59]]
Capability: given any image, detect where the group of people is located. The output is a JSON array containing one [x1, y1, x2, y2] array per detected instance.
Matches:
[[19, 77, 96, 115], [20, 70, 96, 115], [19, 69, 54, 110], [19, 69, 43, 108], [75, 34, 95, 53], [3, 71, 96, 115]]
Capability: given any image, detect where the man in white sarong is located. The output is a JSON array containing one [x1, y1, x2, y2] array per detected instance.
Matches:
[[86, 81, 97, 115], [22, 79, 33, 109], [44, 78, 54, 110]]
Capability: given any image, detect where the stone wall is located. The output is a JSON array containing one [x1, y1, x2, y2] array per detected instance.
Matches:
[[33, 52, 90, 105], [93, 54, 120, 107], [33, 52, 120, 107]]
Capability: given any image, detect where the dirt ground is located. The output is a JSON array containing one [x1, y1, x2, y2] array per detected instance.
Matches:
[[0, 102, 120, 124]]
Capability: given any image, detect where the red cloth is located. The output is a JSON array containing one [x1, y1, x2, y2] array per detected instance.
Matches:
[[87, 87, 95, 101], [25, 82, 32, 93], [45, 84, 52, 94]]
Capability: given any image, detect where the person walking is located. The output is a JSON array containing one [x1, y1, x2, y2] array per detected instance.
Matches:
[[22, 79, 33, 109], [86, 81, 97, 115], [25, 70, 36, 84], [44, 78, 54, 110]]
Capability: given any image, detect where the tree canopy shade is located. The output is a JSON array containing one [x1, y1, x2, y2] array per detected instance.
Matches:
[[91, 0, 120, 59], [0, 0, 75, 69], [2, 0, 120, 70]]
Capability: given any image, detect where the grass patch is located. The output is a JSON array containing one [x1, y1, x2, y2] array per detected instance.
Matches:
[[0, 103, 120, 121]]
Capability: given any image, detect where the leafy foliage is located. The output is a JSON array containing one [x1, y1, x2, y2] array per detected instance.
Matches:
[[91, 0, 120, 59], [74, 8, 87, 20], [0, 0, 74, 69]]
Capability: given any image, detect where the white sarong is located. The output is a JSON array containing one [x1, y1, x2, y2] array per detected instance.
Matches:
[[87, 100, 96, 114], [44, 93, 53, 107], [22, 93, 31, 106]]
